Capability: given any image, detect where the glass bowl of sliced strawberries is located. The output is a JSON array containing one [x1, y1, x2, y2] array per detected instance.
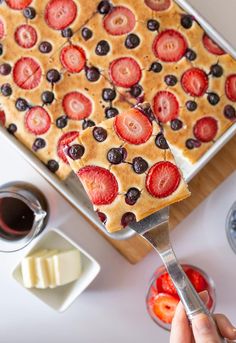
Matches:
[[146, 264, 216, 330]]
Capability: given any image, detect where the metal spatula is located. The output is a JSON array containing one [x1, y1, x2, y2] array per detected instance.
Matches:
[[129, 207, 225, 342]]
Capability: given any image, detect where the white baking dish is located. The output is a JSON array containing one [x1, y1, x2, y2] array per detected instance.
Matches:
[[1, 0, 235, 241]]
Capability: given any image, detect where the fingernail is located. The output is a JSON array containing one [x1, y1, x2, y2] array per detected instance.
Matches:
[[193, 314, 213, 335]]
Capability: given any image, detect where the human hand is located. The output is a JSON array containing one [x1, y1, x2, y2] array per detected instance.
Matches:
[[170, 290, 236, 343]]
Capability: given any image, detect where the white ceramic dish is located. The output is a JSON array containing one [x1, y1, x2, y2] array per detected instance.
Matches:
[[12, 228, 100, 312]]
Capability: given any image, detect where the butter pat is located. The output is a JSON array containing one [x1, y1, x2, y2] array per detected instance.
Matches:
[[21, 250, 48, 288], [53, 250, 81, 287], [35, 250, 57, 289]]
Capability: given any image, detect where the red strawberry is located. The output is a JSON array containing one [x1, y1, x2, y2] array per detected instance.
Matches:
[[193, 116, 218, 143], [60, 45, 86, 73], [62, 91, 92, 120], [103, 6, 135, 36], [181, 68, 208, 97], [202, 33, 226, 56], [14, 25, 37, 49], [57, 131, 79, 164], [146, 161, 181, 198], [45, 0, 77, 30], [25, 106, 51, 135], [145, 0, 171, 11], [153, 91, 179, 123], [152, 29, 187, 62], [225, 74, 236, 102], [156, 272, 178, 297], [13, 57, 42, 90], [6, 0, 32, 10], [185, 268, 208, 293], [0, 110, 6, 126], [109, 57, 141, 88], [151, 293, 178, 324], [0, 18, 5, 40], [114, 108, 152, 145], [78, 166, 119, 206]]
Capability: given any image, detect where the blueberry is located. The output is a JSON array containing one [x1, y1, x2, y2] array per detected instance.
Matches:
[[97, 1, 111, 14], [125, 34, 140, 49], [210, 64, 223, 78], [0, 43, 3, 56], [41, 91, 54, 105], [15, 98, 28, 111], [150, 62, 162, 73], [125, 188, 141, 205], [39, 41, 52, 54], [207, 92, 220, 106], [186, 100, 197, 112], [224, 105, 236, 120], [164, 74, 178, 86], [95, 40, 110, 56], [155, 133, 169, 149], [107, 148, 126, 164], [85, 67, 100, 82], [105, 107, 119, 118], [0, 63, 11, 76], [138, 105, 155, 121], [93, 127, 107, 142], [67, 144, 85, 160], [185, 48, 197, 61], [32, 138, 46, 151], [46, 69, 61, 83], [82, 119, 95, 129], [7, 123, 17, 135], [130, 84, 143, 98], [47, 160, 59, 173], [1, 83, 12, 96], [81, 27, 93, 41], [121, 212, 136, 227], [102, 88, 116, 101], [23, 7, 36, 19], [61, 28, 73, 38], [97, 211, 107, 224], [181, 15, 193, 29], [186, 138, 201, 149], [171, 119, 183, 131], [132, 157, 148, 174], [56, 115, 68, 129], [147, 19, 159, 31]]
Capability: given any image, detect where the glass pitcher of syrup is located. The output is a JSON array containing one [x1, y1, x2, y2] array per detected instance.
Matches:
[[0, 181, 49, 252]]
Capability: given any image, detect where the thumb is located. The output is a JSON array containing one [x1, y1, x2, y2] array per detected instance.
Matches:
[[192, 313, 221, 343]]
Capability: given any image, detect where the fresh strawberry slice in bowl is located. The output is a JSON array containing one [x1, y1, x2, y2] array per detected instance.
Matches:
[[156, 272, 179, 297], [109, 57, 142, 88], [45, 0, 77, 30], [57, 131, 79, 164], [0, 18, 5, 40], [145, 0, 171, 11], [60, 45, 86, 73], [146, 161, 181, 198], [153, 91, 179, 123], [15, 25, 37, 49], [0, 110, 6, 126], [193, 116, 218, 143], [150, 293, 178, 324], [114, 108, 153, 145], [184, 267, 208, 293], [181, 68, 208, 97], [13, 57, 42, 90], [103, 6, 136, 35], [78, 166, 118, 206], [62, 92, 92, 120], [202, 33, 226, 56], [25, 106, 51, 135], [225, 74, 236, 102], [152, 29, 187, 62], [6, 0, 32, 10]]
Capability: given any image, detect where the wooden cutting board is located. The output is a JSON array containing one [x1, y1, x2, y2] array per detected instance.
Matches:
[[92, 134, 236, 264]]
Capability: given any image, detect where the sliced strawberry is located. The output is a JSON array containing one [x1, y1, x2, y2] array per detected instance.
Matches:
[[225, 74, 236, 102], [62, 91, 92, 120], [60, 45, 86, 73], [181, 68, 208, 97], [145, 0, 171, 11], [25, 106, 51, 135], [152, 293, 178, 324], [0, 18, 5, 40], [109, 57, 141, 88], [152, 29, 187, 62], [193, 116, 218, 143], [45, 0, 77, 30], [153, 91, 179, 123], [6, 0, 32, 10], [202, 33, 226, 56], [78, 166, 119, 206], [185, 268, 208, 293], [114, 108, 152, 145], [103, 6, 136, 36], [146, 161, 181, 198], [57, 131, 79, 164], [0, 110, 6, 126], [156, 272, 178, 297], [13, 57, 42, 90], [15, 25, 37, 49]]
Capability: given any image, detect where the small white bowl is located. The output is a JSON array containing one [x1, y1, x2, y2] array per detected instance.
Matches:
[[12, 228, 100, 312]]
